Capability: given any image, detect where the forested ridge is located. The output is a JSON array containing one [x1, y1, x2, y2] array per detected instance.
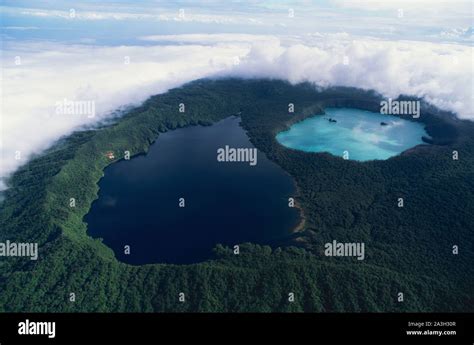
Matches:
[[0, 79, 472, 312]]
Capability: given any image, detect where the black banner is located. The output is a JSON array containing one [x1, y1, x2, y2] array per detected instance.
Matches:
[[0, 313, 472, 345]]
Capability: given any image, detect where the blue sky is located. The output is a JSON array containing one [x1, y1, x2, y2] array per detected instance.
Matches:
[[2, 0, 473, 45]]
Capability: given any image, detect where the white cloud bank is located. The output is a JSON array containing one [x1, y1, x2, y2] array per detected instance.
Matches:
[[231, 37, 473, 119], [1, 34, 473, 188]]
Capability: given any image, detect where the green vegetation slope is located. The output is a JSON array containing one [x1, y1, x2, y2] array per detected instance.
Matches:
[[0, 79, 472, 312]]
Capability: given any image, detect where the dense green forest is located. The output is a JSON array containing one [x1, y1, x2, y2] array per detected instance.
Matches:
[[0, 79, 472, 312]]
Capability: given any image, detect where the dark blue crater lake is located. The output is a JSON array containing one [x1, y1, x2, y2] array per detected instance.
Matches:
[[85, 116, 299, 265], [276, 108, 428, 161]]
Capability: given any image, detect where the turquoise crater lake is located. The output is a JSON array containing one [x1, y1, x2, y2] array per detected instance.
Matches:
[[276, 107, 429, 161]]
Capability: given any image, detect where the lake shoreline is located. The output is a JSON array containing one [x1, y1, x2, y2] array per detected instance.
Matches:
[[292, 185, 306, 233], [276, 107, 430, 161], [86, 115, 300, 265]]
